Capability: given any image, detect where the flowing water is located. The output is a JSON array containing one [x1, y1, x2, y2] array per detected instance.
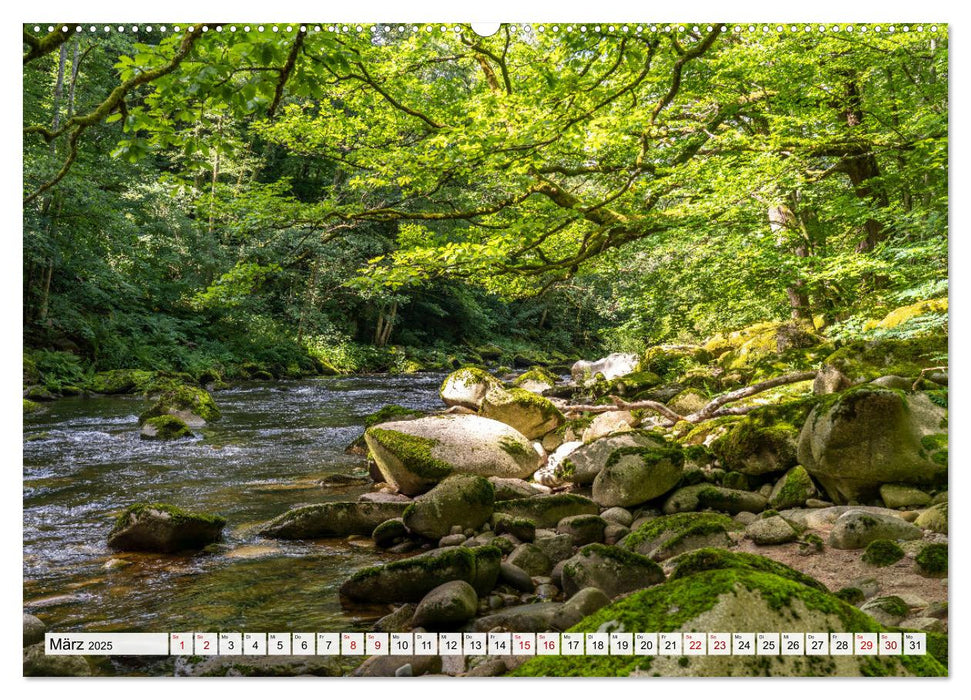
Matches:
[[23, 374, 445, 641]]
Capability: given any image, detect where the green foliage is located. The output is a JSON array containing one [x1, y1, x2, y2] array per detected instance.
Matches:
[[861, 539, 905, 567], [22, 25, 947, 393]]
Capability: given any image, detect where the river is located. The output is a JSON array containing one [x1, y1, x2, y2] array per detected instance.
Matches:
[[23, 374, 445, 640]]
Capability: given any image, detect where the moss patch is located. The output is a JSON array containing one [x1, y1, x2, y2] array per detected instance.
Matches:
[[669, 548, 826, 591], [511, 566, 945, 677], [140, 384, 221, 424], [915, 543, 947, 576], [141, 415, 192, 440], [861, 539, 905, 567], [23, 399, 43, 414], [622, 512, 736, 555], [365, 427, 453, 480]]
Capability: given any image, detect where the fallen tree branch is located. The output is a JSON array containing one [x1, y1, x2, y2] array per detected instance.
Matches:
[[684, 371, 817, 422], [563, 370, 818, 426], [565, 396, 684, 424]]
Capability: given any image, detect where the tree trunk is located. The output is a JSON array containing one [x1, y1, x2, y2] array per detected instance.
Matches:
[[841, 77, 890, 252], [768, 203, 812, 322]]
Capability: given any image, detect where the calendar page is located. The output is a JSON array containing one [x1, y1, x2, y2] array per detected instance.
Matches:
[[22, 12, 949, 680]]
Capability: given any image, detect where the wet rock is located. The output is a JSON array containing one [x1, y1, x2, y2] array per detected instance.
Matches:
[[412, 581, 478, 628], [372, 518, 410, 548], [181, 654, 341, 677], [139, 415, 192, 440], [340, 546, 501, 603], [259, 501, 407, 539], [108, 503, 226, 553], [365, 415, 539, 495], [828, 510, 922, 550], [139, 384, 221, 427], [402, 474, 495, 540], [560, 544, 665, 598], [359, 491, 413, 504], [499, 562, 535, 592]]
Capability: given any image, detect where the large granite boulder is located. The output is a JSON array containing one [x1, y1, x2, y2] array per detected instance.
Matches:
[[797, 387, 947, 503], [365, 415, 540, 495]]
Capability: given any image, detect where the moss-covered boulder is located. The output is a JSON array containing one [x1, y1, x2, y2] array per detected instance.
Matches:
[[861, 539, 905, 567], [828, 510, 922, 550], [372, 518, 410, 548], [592, 444, 684, 508], [914, 502, 947, 534], [696, 486, 767, 514], [23, 399, 43, 414], [511, 562, 945, 676], [258, 501, 408, 539], [621, 512, 736, 561], [346, 404, 426, 454], [915, 543, 947, 577], [339, 545, 501, 603], [797, 387, 947, 503], [557, 514, 608, 546], [88, 369, 154, 395], [571, 353, 639, 385], [439, 367, 503, 410], [668, 548, 827, 590], [561, 544, 665, 598], [513, 367, 557, 394], [364, 415, 540, 496], [768, 466, 817, 509], [710, 410, 803, 476], [107, 503, 226, 553], [493, 494, 599, 528], [558, 431, 666, 485], [401, 474, 494, 540], [411, 580, 478, 628], [139, 415, 192, 441], [506, 543, 552, 577], [140, 384, 221, 427], [479, 386, 564, 439]]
